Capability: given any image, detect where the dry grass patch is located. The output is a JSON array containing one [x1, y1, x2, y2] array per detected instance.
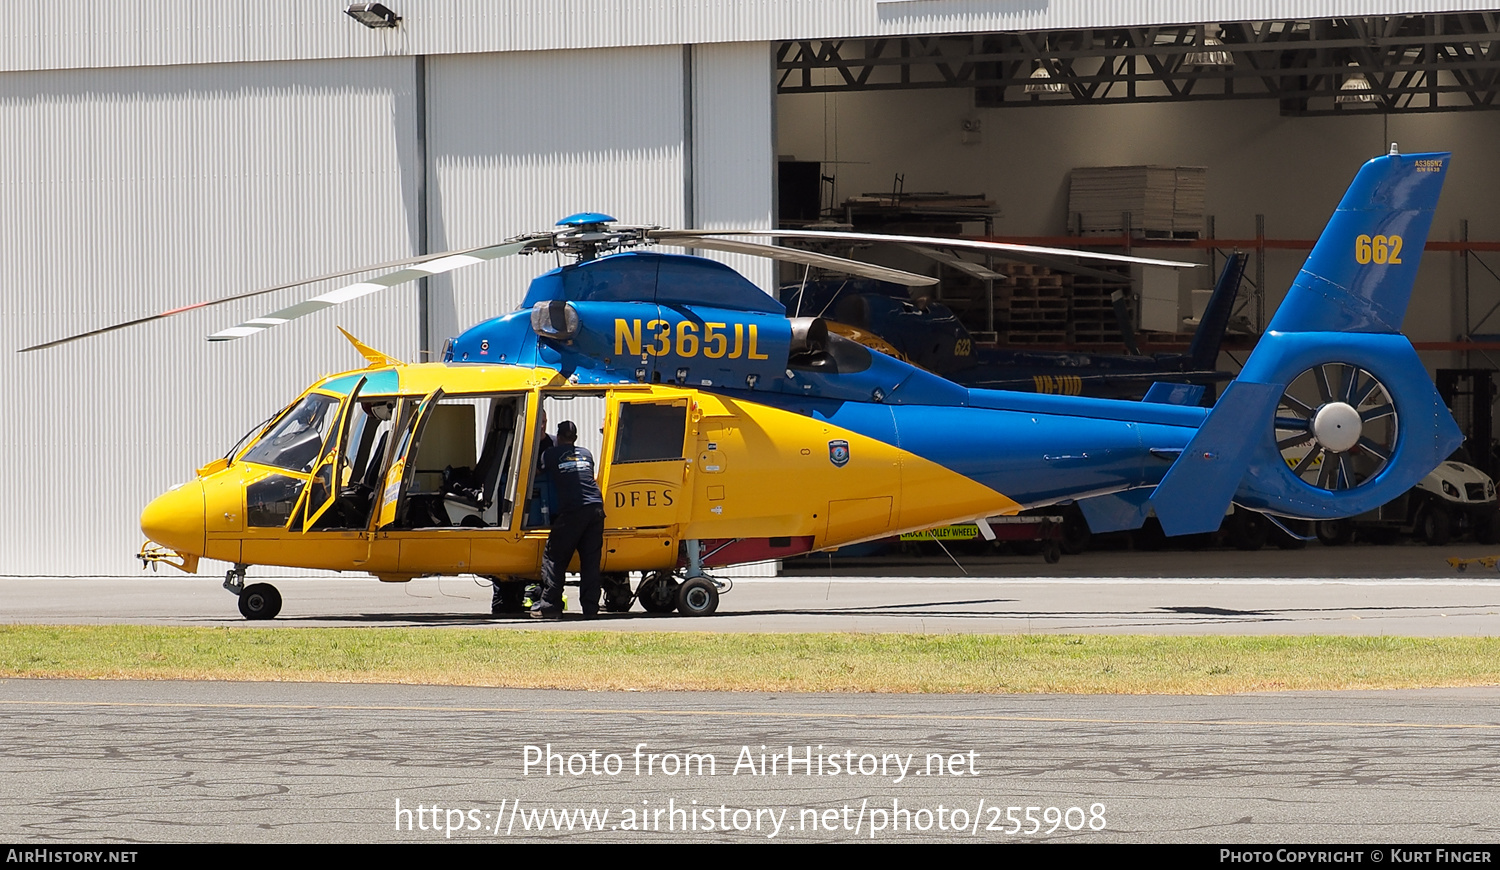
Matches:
[[1, 626, 1497, 694]]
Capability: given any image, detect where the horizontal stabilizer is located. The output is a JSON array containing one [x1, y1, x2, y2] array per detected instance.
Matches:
[[1143, 383, 1206, 406], [1076, 489, 1152, 533]]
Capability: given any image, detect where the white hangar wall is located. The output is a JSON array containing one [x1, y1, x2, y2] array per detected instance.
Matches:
[[778, 89, 1500, 366], [0, 56, 426, 577], [6, 1, 1496, 71], [0, 43, 776, 577], [422, 42, 774, 349]]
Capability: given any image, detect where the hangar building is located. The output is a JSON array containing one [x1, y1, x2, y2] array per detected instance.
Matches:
[[4, 1, 1499, 576]]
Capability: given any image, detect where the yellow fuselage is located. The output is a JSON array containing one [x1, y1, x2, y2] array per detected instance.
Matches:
[[141, 362, 1020, 580]]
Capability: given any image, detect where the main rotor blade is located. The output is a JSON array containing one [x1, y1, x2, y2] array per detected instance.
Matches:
[[207, 238, 540, 341], [656, 228, 1200, 270], [896, 245, 1005, 281], [18, 238, 546, 352], [896, 241, 1131, 282], [659, 236, 938, 287]]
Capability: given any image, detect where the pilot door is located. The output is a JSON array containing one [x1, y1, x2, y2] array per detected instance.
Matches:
[[288, 376, 367, 532], [239, 377, 392, 569]]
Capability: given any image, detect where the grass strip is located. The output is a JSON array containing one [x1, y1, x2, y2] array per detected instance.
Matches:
[[1, 626, 1497, 694]]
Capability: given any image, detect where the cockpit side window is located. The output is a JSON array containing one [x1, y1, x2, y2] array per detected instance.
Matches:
[[241, 394, 340, 473]]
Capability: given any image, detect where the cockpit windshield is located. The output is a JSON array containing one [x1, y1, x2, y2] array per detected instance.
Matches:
[[225, 410, 281, 463], [241, 393, 340, 473]]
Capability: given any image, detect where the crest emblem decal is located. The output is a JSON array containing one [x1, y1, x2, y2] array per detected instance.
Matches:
[[828, 440, 850, 468]]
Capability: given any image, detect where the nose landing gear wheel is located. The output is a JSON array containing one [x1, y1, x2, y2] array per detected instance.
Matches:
[[675, 577, 719, 616], [238, 583, 282, 620]]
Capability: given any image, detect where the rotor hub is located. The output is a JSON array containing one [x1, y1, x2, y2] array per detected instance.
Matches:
[[1312, 401, 1363, 453]]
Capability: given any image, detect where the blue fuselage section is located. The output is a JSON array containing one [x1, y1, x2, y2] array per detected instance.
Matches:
[[444, 251, 1206, 509]]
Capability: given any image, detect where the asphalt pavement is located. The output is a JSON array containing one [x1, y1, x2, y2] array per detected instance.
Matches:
[[3, 540, 1499, 633]]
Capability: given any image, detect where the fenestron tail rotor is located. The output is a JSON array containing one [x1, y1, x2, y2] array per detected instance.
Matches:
[[1275, 362, 1398, 493]]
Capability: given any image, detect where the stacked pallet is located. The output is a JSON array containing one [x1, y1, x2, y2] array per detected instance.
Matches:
[[998, 263, 1070, 345], [952, 262, 1137, 349], [1066, 266, 1133, 346], [1068, 166, 1206, 238]]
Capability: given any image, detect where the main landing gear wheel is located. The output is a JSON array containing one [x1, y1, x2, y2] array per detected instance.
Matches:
[[1228, 511, 1270, 551], [238, 583, 282, 620], [675, 577, 719, 616], [1276, 363, 1397, 494], [491, 578, 528, 615], [603, 573, 634, 613], [637, 572, 679, 613], [1059, 508, 1092, 555]]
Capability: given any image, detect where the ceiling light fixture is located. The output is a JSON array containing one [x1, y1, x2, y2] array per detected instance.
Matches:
[[1024, 64, 1068, 94], [345, 3, 401, 29], [1183, 27, 1234, 69], [1336, 63, 1381, 104]]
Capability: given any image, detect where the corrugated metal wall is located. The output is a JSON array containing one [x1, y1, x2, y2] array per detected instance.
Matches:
[[423, 45, 690, 346], [6, 1, 1493, 73], [0, 57, 424, 576], [0, 42, 780, 578], [690, 42, 777, 293]]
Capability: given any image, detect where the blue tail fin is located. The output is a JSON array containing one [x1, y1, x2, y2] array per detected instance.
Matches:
[[1150, 150, 1462, 536], [1186, 251, 1246, 371], [1268, 150, 1447, 333]]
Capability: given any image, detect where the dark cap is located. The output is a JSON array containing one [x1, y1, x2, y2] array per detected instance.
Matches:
[[557, 420, 578, 441]]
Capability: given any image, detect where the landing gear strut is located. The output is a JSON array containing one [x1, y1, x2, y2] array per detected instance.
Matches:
[[223, 564, 282, 620], [665, 540, 728, 616]]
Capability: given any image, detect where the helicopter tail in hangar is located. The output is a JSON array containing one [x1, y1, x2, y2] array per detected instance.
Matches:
[[1145, 149, 1463, 536], [1185, 251, 1247, 372]]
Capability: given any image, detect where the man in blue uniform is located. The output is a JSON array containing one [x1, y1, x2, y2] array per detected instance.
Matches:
[[533, 420, 606, 619]]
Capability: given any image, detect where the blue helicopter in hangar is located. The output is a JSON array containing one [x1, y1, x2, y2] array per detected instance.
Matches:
[[23, 149, 1462, 619], [778, 250, 1247, 404]]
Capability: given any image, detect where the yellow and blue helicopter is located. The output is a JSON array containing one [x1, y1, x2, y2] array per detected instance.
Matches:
[[27, 149, 1462, 619]]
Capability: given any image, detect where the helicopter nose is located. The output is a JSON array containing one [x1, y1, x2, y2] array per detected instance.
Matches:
[[140, 481, 206, 556]]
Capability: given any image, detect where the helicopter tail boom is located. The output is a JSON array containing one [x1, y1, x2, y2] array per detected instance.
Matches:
[[1147, 149, 1462, 535]]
